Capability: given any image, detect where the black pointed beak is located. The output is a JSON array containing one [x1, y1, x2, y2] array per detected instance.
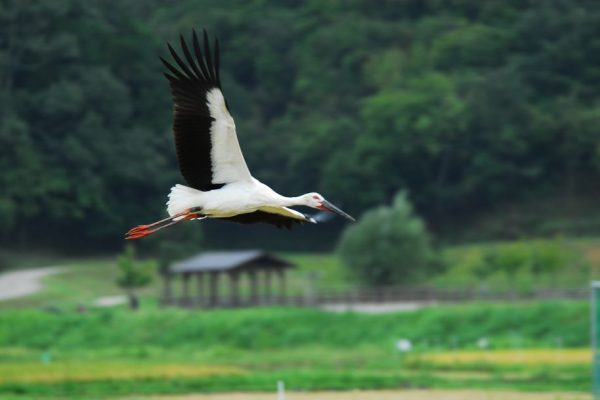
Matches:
[[320, 199, 356, 222]]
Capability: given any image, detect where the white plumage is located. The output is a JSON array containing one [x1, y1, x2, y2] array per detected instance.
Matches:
[[166, 179, 318, 221], [205, 88, 251, 184]]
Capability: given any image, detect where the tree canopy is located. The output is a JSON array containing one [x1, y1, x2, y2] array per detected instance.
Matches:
[[2, 0, 600, 250]]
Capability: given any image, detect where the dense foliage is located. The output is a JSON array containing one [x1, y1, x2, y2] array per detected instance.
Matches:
[[2, 0, 600, 250], [0, 0, 172, 249], [338, 192, 439, 285]]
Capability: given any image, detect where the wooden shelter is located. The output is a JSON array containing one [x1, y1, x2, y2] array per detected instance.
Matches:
[[162, 250, 294, 308]]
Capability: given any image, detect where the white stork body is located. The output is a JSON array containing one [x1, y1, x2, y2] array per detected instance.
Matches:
[[126, 30, 353, 240], [167, 180, 311, 221]]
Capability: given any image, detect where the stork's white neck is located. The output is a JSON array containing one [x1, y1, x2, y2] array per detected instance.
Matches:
[[274, 195, 307, 207], [277, 195, 308, 208]]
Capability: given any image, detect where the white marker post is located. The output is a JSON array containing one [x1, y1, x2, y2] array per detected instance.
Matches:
[[396, 339, 412, 352], [277, 380, 285, 400]]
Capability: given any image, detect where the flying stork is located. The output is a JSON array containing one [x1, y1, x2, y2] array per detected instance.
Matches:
[[126, 30, 354, 240]]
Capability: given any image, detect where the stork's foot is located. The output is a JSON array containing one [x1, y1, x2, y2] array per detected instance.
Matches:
[[125, 208, 203, 240], [125, 225, 159, 240]]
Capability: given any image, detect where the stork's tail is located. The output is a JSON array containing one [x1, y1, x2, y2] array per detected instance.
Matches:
[[167, 184, 204, 217], [125, 184, 204, 240]]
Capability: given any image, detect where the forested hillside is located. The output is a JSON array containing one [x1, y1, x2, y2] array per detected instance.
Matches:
[[2, 0, 600, 251]]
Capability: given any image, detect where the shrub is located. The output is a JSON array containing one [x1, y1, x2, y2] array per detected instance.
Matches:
[[476, 240, 568, 279], [117, 245, 155, 310], [337, 191, 440, 286]]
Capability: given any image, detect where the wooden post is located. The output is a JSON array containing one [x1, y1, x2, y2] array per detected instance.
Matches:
[[196, 273, 205, 307], [182, 273, 191, 306], [162, 273, 172, 305], [209, 272, 219, 308], [265, 269, 272, 304], [306, 271, 318, 305], [278, 269, 287, 305], [229, 271, 240, 307], [249, 270, 259, 305]]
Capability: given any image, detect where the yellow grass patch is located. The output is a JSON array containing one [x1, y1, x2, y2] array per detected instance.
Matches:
[[0, 362, 244, 384], [0, 347, 34, 357], [418, 348, 590, 366]]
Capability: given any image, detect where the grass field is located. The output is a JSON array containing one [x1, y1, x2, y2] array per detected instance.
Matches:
[[117, 389, 592, 400], [0, 346, 591, 397], [0, 302, 592, 397], [0, 362, 242, 384], [0, 238, 597, 398]]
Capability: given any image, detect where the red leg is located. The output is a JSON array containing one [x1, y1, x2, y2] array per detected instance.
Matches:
[[125, 209, 201, 240], [126, 209, 195, 235]]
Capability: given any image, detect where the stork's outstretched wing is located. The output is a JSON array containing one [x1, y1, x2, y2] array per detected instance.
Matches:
[[161, 30, 252, 191], [221, 207, 315, 230]]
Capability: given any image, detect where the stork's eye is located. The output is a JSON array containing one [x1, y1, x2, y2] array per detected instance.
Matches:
[[312, 195, 319, 200]]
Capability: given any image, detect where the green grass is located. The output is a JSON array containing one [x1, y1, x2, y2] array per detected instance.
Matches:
[[0, 302, 589, 350], [282, 252, 348, 289], [434, 236, 600, 291], [0, 302, 592, 397], [0, 258, 155, 310], [0, 367, 589, 398]]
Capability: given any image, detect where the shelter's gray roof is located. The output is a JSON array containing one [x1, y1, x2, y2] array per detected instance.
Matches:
[[170, 250, 292, 273]]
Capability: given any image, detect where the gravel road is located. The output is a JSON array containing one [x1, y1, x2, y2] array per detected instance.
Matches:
[[0, 267, 64, 301]]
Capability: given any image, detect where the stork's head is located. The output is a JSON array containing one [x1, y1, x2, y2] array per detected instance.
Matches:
[[302, 193, 355, 222]]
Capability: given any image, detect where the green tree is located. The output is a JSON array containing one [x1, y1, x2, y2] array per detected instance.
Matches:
[[0, 0, 173, 248], [116, 245, 154, 310], [3, 0, 600, 249], [337, 191, 440, 286]]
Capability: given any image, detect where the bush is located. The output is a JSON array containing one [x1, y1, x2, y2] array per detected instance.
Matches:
[[337, 191, 440, 286], [117, 245, 155, 310], [476, 240, 568, 279]]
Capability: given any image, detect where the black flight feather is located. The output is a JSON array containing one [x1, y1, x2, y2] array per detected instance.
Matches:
[[161, 29, 225, 191]]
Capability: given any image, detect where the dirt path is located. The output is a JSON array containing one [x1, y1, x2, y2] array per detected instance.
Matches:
[[0, 267, 64, 301], [127, 389, 590, 400], [322, 301, 436, 313]]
